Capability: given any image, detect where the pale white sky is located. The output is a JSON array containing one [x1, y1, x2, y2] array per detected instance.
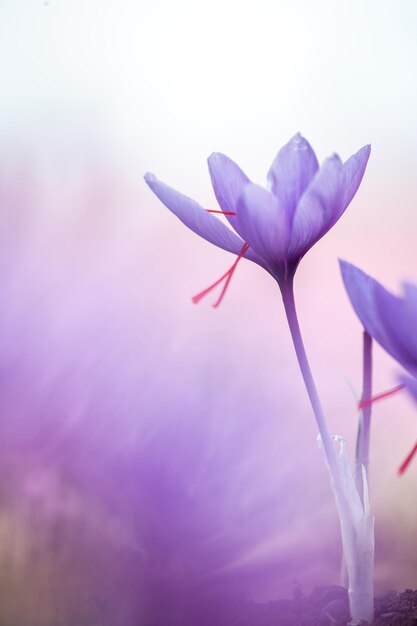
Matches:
[[1, 0, 416, 183]]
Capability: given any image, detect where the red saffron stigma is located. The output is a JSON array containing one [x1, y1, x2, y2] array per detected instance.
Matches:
[[398, 440, 417, 475], [358, 384, 405, 410], [206, 210, 237, 216], [192, 242, 249, 308]]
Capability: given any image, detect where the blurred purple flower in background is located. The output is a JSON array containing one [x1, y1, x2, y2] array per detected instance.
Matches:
[[145, 134, 370, 302], [340, 261, 417, 375], [340, 261, 417, 474]]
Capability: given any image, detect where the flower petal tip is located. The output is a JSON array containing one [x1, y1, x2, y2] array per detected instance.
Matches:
[[338, 259, 347, 277], [339, 261, 371, 301], [328, 152, 343, 165], [207, 152, 218, 165], [288, 132, 312, 151], [144, 171, 157, 185], [207, 151, 227, 173], [359, 143, 372, 161], [339, 259, 359, 280]]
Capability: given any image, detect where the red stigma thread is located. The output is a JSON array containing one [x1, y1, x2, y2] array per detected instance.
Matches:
[[358, 384, 405, 410], [206, 210, 237, 216], [398, 440, 417, 475], [192, 242, 249, 308]]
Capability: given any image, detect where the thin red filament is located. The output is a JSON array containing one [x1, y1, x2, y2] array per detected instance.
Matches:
[[358, 384, 405, 410], [398, 440, 417, 475], [192, 242, 249, 308], [206, 210, 237, 216]]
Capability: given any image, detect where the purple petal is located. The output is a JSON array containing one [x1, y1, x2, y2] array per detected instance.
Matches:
[[401, 374, 417, 403], [144, 172, 245, 255], [340, 261, 412, 369], [400, 283, 417, 362], [236, 184, 290, 264], [288, 155, 345, 259], [374, 285, 415, 368], [207, 152, 250, 235], [342, 144, 371, 210], [267, 133, 319, 220], [404, 283, 417, 352]]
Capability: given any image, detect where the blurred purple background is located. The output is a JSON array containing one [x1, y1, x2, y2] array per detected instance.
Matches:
[[0, 1, 417, 624]]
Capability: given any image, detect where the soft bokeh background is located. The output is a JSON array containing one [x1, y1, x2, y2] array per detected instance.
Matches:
[[0, 0, 416, 624]]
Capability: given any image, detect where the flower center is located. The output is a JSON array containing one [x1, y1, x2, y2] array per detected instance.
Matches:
[[192, 242, 249, 308], [358, 384, 405, 410]]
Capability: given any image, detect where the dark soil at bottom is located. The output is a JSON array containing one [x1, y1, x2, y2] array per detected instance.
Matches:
[[186, 586, 417, 626], [233, 585, 417, 626]]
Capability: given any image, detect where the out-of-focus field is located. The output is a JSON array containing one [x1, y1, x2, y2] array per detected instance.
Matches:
[[0, 152, 414, 625]]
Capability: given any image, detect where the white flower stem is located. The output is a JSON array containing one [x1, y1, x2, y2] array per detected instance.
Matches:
[[355, 331, 373, 504], [280, 279, 374, 624], [280, 279, 341, 484]]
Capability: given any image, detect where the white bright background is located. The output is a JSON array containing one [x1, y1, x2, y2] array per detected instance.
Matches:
[[1, 0, 417, 182]]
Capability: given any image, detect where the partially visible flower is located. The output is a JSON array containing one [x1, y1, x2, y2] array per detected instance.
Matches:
[[397, 376, 417, 475], [402, 375, 417, 399], [340, 261, 417, 375], [145, 134, 370, 305], [340, 261, 417, 473]]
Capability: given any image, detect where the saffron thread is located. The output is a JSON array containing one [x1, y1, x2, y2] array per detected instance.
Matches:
[[192, 242, 249, 308], [358, 384, 405, 410], [398, 440, 417, 475]]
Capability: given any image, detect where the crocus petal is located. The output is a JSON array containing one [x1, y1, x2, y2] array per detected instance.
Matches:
[[401, 374, 417, 403], [144, 172, 245, 255], [342, 144, 371, 209], [400, 283, 417, 361], [288, 155, 345, 259], [236, 184, 290, 264], [267, 133, 319, 221], [390, 283, 417, 364], [207, 152, 250, 234], [374, 283, 417, 371], [404, 282, 417, 326], [340, 261, 412, 368]]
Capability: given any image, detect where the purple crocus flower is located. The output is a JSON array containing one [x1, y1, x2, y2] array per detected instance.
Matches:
[[145, 134, 370, 305], [340, 260, 417, 473], [146, 136, 374, 623], [340, 261, 417, 375]]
